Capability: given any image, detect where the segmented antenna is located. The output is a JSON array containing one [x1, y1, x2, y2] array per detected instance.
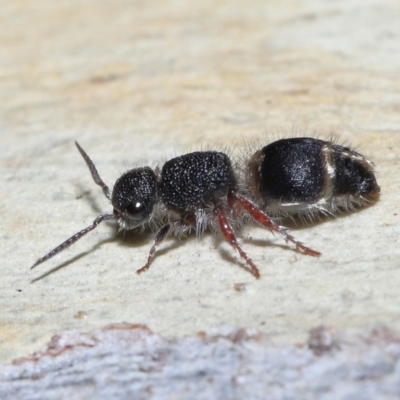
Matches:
[[75, 141, 111, 200], [31, 213, 115, 269], [31, 142, 116, 270]]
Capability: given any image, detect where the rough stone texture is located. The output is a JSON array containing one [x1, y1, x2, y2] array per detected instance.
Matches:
[[1, 324, 400, 399], [1, 0, 400, 394]]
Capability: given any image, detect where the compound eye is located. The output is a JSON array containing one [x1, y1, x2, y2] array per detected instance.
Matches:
[[125, 201, 146, 218]]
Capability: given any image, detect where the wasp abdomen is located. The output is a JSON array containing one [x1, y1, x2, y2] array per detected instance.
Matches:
[[247, 138, 380, 214]]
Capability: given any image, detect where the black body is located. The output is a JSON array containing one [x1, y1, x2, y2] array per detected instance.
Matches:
[[256, 138, 325, 203], [112, 167, 157, 228], [32, 138, 379, 278], [331, 144, 378, 196], [248, 137, 380, 213], [160, 151, 235, 213]]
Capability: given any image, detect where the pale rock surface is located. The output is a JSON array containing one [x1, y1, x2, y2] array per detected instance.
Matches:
[[1, 324, 400, 399], [1, 0, 400, 397]]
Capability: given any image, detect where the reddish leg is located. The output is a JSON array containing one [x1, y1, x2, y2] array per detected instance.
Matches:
[[136, 220, 188, 274], [228, 190, 321, 257], [215, 206, 260, 279], [136, 223, 173, 274]]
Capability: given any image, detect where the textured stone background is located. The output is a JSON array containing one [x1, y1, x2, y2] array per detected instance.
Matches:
[[1, 0, 400, 380], [2, 325, 400, 399]]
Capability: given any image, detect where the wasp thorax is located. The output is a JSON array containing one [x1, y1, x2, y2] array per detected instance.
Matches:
[[160, 151, 235, 213]]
